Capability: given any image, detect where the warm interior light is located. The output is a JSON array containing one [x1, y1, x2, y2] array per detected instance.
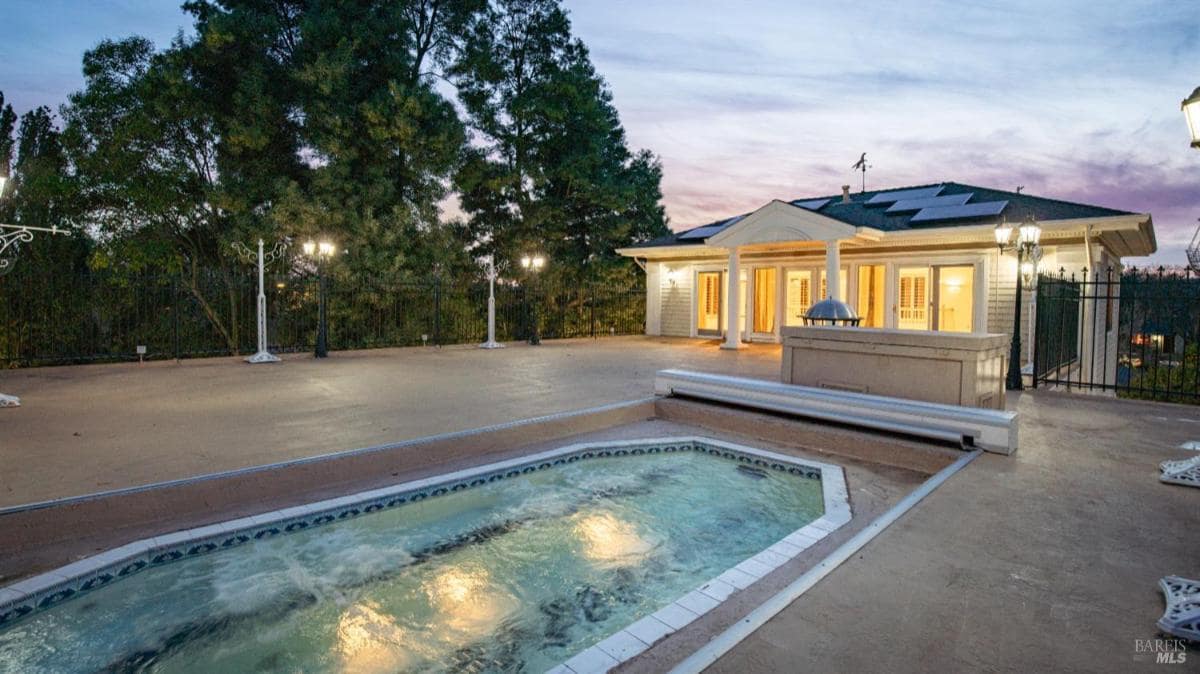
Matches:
[[532, 256, 545, 270], [993, 221, 1013, 247], [318, 241, 335, 257], [302, 240, 316, 256], [1184, 86, 1200, 148], [520, 255, 531, 269]]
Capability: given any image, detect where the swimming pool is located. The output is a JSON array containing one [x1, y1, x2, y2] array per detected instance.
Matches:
[[0, 437, 849, 673]]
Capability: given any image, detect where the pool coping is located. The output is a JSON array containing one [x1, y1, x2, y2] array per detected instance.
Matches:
[[0, 436, 850, 673]]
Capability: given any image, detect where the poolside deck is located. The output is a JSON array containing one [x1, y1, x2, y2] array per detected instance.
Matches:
[[1, 337, 1196, 670], [0, 337, 779, 507], [681, 391, 1200, 673]]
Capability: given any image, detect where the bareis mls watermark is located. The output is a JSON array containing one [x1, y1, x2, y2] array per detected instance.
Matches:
[[1134, 638, 1189, 665]]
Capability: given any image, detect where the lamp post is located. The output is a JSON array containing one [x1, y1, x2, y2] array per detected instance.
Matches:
[[995, 216, 1042, 390], [0, 174, 70, 407], [1182, 86, 1200, 148], [480, 255, 503, 349], [302, 239, 336, 358], [232, 238, 286, 363], [520, 254, 545, 345]]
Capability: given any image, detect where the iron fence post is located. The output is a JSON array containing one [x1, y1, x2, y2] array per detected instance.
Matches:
[[172, 274, 180, 361], [1031, 274, 1041, 389]]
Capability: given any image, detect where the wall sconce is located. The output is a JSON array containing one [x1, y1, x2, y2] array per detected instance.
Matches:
[[665, 268, 679, 286]]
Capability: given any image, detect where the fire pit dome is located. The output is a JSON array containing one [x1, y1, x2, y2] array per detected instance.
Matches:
[[803, 298, 861, 326]]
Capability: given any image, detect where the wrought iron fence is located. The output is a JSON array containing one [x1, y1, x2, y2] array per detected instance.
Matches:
[[1033, 267, 1200, 404], [0, 268, 646, 367]]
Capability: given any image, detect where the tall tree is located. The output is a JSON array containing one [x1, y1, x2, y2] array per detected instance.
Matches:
[[0, 92, 16, 184], [453, 0, 667, 282], [63, 36, 262, 351], [223, 0, 486, 282], [0, 102, 89, 271]]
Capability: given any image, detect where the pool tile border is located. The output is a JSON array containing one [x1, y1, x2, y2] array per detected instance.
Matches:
[[0, 436, 850, 673]]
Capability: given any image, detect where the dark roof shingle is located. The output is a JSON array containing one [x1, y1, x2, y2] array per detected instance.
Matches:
[[626, 181, 1134, 249]]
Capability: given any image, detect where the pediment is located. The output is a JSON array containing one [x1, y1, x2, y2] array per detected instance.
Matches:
[[706, 200, 858, 248]]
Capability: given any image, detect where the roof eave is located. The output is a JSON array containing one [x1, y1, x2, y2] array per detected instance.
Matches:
[[615, 244, 722, 259]]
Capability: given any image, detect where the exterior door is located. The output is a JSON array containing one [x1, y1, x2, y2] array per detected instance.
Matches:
[[898, 267, 930, 330], [784, 269, 815, 326], [696, 271, 723, 336], [932, 265, 975, 333], [752, 267, 777, 335]]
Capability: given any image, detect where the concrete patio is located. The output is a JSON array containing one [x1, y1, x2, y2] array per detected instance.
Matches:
[[1, 336, 1196, 671], [0, 337, 779, 507]]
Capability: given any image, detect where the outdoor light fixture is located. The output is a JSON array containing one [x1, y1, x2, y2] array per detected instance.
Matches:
[[479, 255, 503, 349], [1020, 261, 1037, 286], [231, 238, 287, 364], [520, 253, 546, 345], [302, 238, 337, 358], [1018, 219, 1041, 246], [993, 221, 1013, 247], [1183, 86, 1200, 148], [995, 216, 1042, 391]]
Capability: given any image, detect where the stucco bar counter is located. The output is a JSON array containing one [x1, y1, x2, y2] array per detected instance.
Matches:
[[781, 326, 1009, 410]]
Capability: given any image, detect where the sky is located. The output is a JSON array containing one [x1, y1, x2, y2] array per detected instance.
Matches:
[[0, 0, 1197, 265]]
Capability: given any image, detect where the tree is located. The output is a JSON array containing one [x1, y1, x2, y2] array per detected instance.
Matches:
[[222, 0, 486, 282], [452, 0, 667, 283], [63, 36, 258, 352]]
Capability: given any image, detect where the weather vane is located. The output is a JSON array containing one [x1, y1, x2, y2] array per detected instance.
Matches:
[[851, 153, 871, 193]]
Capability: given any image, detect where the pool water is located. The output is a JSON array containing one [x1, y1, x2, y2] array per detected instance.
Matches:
[[0, 450, 824, 673]]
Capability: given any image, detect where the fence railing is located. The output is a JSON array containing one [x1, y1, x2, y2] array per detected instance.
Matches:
[[1033, 267, 1200, 404], [0, 269, 646, 367]]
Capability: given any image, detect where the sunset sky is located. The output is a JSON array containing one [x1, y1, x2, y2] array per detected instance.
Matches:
[[1, 0, 1197, 264]]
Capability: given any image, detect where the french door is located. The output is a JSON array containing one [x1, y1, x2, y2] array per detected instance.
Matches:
[[696, 271, 723, 336]]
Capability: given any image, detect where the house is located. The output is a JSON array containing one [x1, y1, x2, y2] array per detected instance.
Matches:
[[616, 182, 1156, 382]]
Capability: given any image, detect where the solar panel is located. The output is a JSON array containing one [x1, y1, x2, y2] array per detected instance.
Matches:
[[791, 198, 830, 211], [677, 214, 745, 240], [677, 225, 724, 240], [865, 186, 944, 206], [909, 200, 1008, 223], [885, 193, 972, 213]]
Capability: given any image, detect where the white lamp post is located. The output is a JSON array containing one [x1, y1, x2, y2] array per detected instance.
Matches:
[[1182, 86, 1200, 149], [0, 174, 70, 407], [479, 255, 504, 349], [231, 238, 287, 363]]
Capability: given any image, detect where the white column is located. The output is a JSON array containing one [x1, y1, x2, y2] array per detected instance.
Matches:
[[825, 240, 841, 300], [722, 247, 741, 349]]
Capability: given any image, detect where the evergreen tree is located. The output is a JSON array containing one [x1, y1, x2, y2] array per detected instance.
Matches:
[[238, 0, 485, 282], [453, 0, 667, 283]]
